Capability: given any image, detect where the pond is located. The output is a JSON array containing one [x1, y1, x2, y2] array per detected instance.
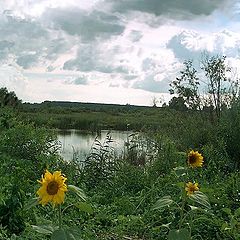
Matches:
[[57, 129, 131, 161]]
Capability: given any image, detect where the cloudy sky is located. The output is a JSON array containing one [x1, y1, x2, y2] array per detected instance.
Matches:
[[1, 0, 240, 106]]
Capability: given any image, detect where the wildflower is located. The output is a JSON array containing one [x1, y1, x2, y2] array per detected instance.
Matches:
[[37, 170, 67, 206], [187, 150, 204, 168], [185, 182, 199, 196]]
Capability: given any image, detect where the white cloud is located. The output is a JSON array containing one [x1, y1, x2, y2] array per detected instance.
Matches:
[[0, 0, 100, 17], [167, 29, 240, 61], [0, 61, 28, 99], [0, 0, 240, 106]]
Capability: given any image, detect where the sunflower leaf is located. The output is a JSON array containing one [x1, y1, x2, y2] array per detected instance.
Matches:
[[51, 229, 70, 240], [189, 205, 199, 211], [152, 196, 173, 211], [24, 197, 39, 210], [189, 191, 211, 209], [32, 224, 55, 235], [51, 228, 82, 240], [74, 202, 93, 214], [234, 207, 240, 217], [68, 185, 87, 201], [168, 229, 191, 240]]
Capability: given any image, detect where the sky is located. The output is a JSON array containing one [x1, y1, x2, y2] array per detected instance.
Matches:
[[1, 0, 240, 106]]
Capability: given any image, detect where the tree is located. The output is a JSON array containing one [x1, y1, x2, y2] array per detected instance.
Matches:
[[0, 87, 21, 107], [151, 96, 158, 108], [169, 60, 200, 110], [201, 55, 233, 120], [168, 96, 188, 111], [169, 55, 239, 121]]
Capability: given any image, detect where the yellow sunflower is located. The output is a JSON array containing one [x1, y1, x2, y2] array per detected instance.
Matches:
[[185, 182, 199, 196], [187, 150, 204, 168], [37, 170, 67, 206]]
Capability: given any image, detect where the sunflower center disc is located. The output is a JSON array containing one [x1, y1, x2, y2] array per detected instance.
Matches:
[[188, 155, 196, 164], [189, 186, 195, 192], [47, 181, 59, 195]]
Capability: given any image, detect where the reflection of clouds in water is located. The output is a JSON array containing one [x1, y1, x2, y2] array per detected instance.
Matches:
[[57, 129, 130, 161]]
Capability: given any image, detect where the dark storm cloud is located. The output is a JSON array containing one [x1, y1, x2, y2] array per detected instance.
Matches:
[[63, 43, 131, 74], [16, 54, 39, 69], [43, 8, 125, 41], [0, 13, 48, 67], [0, 40, 14, 59], [46, 38, 74, 60], [0, 40, 14, 50], [0, 12, 48, 39], [108, 0, 230, 18], [0, 11, 76, 69]]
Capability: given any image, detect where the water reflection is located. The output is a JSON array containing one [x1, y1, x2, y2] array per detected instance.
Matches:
[[57, 129, 130, 161]]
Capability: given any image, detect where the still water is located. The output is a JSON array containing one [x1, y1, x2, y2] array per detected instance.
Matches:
[[57, 129, 131, 161]]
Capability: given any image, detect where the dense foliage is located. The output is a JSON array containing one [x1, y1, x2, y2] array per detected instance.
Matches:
[[0, 100, 239, 239]]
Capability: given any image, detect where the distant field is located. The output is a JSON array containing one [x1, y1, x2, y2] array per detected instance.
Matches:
[[20, 101, 182, 131]]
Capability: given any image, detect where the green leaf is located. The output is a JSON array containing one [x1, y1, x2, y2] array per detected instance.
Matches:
[[189, 205, 199, 211], [161, 222, 171, 229], [51, 228, 82, 240], [74, 202, 93, 214], [176, 151, 186, 156], [168, 229, 191, 240], [176, 182, 185, 188], [199, 187, 214, 193], [52, 229, 69, 240], [222, 208, 232, 216], [68, 185, 86, 201], [173, 167, 187, 177], [152, 196, 173, 211], [234, 207, 240, 217], [32, 225, 55, 235], [24, 197, 39, 210], [9, 234, 17, 240], [221, 222, 231, 231], [190, 191, 211, 209], [67, 227, 82, 239]]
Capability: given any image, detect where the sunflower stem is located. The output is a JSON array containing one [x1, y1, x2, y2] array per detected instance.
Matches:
[[179, 189, 186, 229], [58, 205, 62, 229], [62, 204, 74, 215]]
